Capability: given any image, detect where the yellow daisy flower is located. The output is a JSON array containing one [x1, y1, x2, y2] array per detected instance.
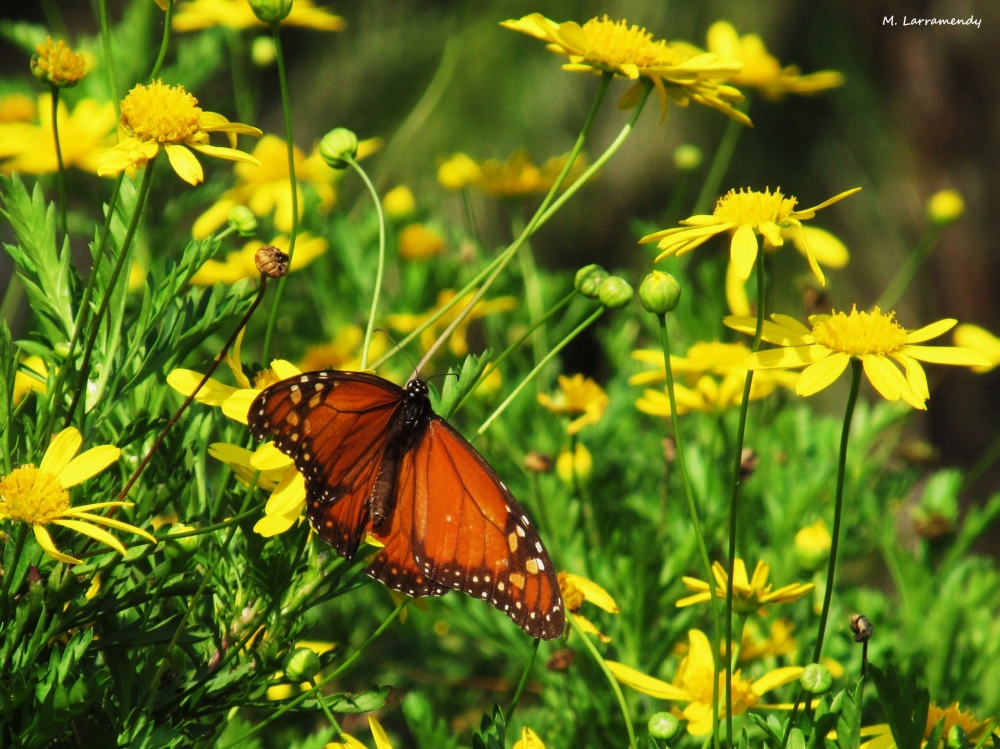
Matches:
[[724, 308, 992, 410], [189, 232, 327, 285], [640, 186, 861, 286], [560, 571, 618, 642], [608, 629, 802, 736], [677, 559, 814, 615], [0, 94, 116, 175], [172, 0, 345, 32], [98, 80, 262, 186], [501, 14, 750, 124], [706, 21, 844, 101], [382, 185, 415, 218], [537, 374, 608, 434], [299, 325, 388, 373], [0, 94, 37, 123], [861, 702, 996, 749], [191, 134, 380, 239], [437, 149, 590, 198], [0, 427, 154, 564], [953, 323, 1000, 373], [387, 289, 518, 358], [31, 37, 87, 88], [738, 618, 797, 662], [399, 223, 446, 261], [13, 355, 48, 407]]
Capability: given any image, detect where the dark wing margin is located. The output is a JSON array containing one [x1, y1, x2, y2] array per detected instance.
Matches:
[[248, 370, 403, 561], [407, 418, 565, 639]]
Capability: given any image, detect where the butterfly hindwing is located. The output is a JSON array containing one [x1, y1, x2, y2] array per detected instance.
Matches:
[[407, 418, 565, 639]]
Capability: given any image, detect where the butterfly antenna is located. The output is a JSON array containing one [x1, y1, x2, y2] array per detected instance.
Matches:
[[425, 371, 460, 386], [373, 327, 419, 374]]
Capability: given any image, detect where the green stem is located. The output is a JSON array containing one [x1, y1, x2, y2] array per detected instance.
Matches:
[[573, 615, 637, 749], [875, 226, 944, 311], [226, 30, 254, 126], [964, 428, 1000, 489], [726, 248, 765, 746], [308, 676, 343, 736], [98, 0, 118, 107], [408, 73, 616, 377], [261, 21, 298, 363], [50, 86, 67, 241], [42, 175, 123, 439], [513, 210, 548, 381], [476, 307, 604, 437], [346, 156, 385, 371], [148, 0, 174, 81], [658, 313, 723, 749], [450, 291, 577, 418], [64, 161, 155, 428], [507, 637, 540, 718], [692, 100, 749, 215], [218, 598, 409, 748], [0, 525, 28, 617]]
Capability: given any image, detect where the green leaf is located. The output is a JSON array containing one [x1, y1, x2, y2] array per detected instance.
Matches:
[[472, 703, 506, 749], [433, 350, 492, 419], [926, 716, 947, 749], [869, 663, 930, 749], [403, 691, 461, 749], [835, 680, 864, 749]]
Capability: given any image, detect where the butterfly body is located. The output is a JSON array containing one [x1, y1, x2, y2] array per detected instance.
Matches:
[[249, 370, 565, 639]]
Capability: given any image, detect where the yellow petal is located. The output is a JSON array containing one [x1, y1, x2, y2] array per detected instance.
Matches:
[[892, 354, 929, 400], [722, 316, 813, 346], [250, 442, 294, 471], [681, 575, 710, 592], [863, 355, 903, 401], [796, 353, 850, 396], [571, 614, 610, 642], [788, 225, 849, 268], [732, 559, 750, 589], [749, 560, 770, 591], [34, 524, 81, 565], [39, 427, 82, 476], [726, 260, 751, 316], [60, 511, 156, 542], [746, 345, 831, 370], [253, 508, 301, 537], [730, 224, 759, 279], [687, 629, 716, 674], [221, 389, 259, 424], [605, 660, 690, 700], [271, 360, 302, 379], [326, 733, 369, 749], [512, 727, 546, 749], [794, 187, 862, 215], [164, 143, 204, 185], [675, 592, 712, 607], [265, 470, 306, 517], [902, 345, 993, 367], [751, 666, 804, 695], [208, 442, 254, 468], [53, 519, 127, 555], [906, 319, 957, 343], [561, 572, 619, 613], [188, 143, 261, 167], [793, 225, 827, 286], [770, 314, 813, 336], [369, 717, 393, 749], [57, 445, 120, 488], [166, 369, 238, 406]]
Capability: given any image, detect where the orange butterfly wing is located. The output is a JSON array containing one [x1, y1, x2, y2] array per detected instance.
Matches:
[[404, 419, 565, 639], [248, 371, 402, 561]]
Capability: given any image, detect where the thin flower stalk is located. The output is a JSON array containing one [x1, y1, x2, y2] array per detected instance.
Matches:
[[98, 0, 118, 107], [149, 0, 175, 81], [261, 21, 298, 362], [725, 246, 765, 744], [657, 313, 723, 749], [507, 638, 541, 718], [571, 613, 637, 749], [50, 88, 67, 238], [693, 102, 748, 215], [876, 224, 946, 311], [344, 154, 386, 370]]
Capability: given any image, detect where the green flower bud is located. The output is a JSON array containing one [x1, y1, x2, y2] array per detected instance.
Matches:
[[227, 205, 258, 237], [251, 36, 277, 67], [599, 276, 634, 310], [319, 127, 359, 169], [673, 144, 703, 172], [247, 0, 292, 23], [648, 712, 681, 741], [926, 189, 964, 227], [639, 271, 681, 315], [164, 524, 199, 561], [54, 342, 71, 359], [799, 663, 832, 694], [283, 647, 321, 682], [947, 724, 969, 749], [575, 264, 608, 299]]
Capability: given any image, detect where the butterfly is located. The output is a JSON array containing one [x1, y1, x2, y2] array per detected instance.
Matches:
[[248, 370, 565, 640]]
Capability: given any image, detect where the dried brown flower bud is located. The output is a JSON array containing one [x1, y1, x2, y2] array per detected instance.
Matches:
[[523, 452, 553, 473], [662, 437, 676, 464], [739, 447, 759, 480], [850, 613, 873, 643], [254, 245, 289, 278], [546, 647, 576, 672]]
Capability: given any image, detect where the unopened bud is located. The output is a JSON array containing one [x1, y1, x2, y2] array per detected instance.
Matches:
[[800, 663, 832, 694], [599, 276, 634, 310], [849, 614, 873, 643], [319, 127, 359, 169], [255, 245, 289, 278], [283, 647, 321, 682], [250, 36, 276, 67], [31, 38, 86, 88], [228, 205, 257, 237], [575, 264, 608, 299], [926, 189, 964, 227], [673, 144, 703, 172], [247, 0, 292, 23], [947, 725, 969, 749], [523, 452, 554, 473], [164, 524, 200, 561], [648, 712, 681, 741], [639, 271, 681, 315]]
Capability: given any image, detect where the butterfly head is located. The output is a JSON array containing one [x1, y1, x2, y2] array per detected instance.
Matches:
[[405, 379, 429, 401]]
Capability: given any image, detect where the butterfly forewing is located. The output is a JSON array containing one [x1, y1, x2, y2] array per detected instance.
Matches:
[[409, 419, 564, 639]]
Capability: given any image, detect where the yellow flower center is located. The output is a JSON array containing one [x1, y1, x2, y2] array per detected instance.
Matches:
[[0, 465, 70, 525], [811, 307, 908, 357], [681, 661, 758, 713], [253, 369, 283, 390], [557, 571, 586, 612], [32, 37, 87, 86], [926, 703, 985, 740], [580, 16, 671, 68], [119, 81, 202, 143], [714, 188, 797, 227]]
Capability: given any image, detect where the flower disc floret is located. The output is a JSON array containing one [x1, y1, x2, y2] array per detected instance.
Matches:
[[713, 187, 796, 228], [120, 81, 202, 143], [31, 38, 87, 87], [811, 308, 909, 357], [0, 466, 69, 524]]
